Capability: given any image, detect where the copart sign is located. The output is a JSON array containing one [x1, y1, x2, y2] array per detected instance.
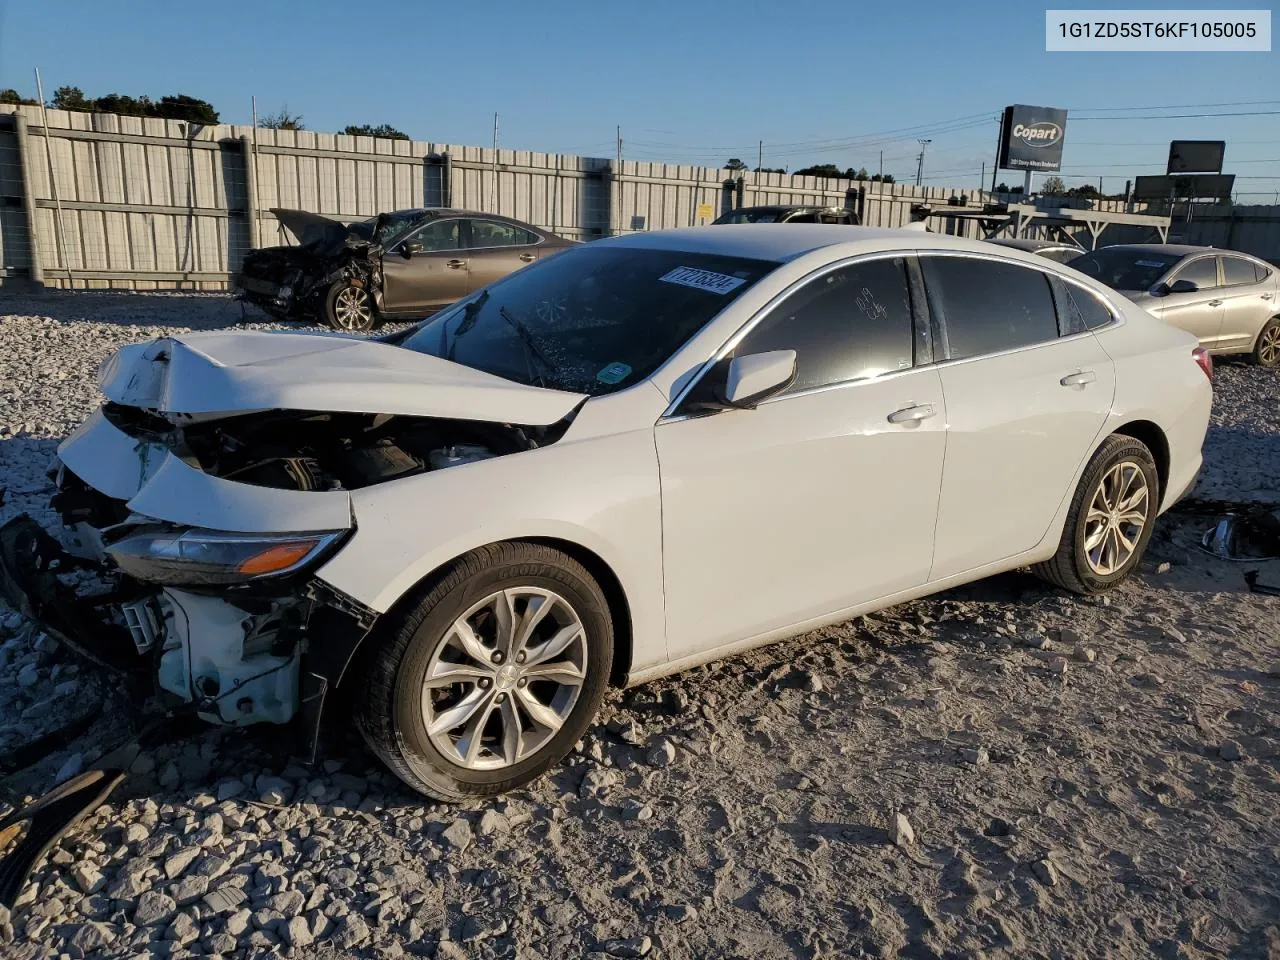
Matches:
[[998, 105, 1069, 171]]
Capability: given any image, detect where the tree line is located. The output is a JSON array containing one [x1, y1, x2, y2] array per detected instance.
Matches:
[[0, 87, 410, 141]]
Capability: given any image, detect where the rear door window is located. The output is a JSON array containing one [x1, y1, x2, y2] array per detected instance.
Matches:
[[467, 220, 540, 248], [921, 256, 1059, 360], [1222, 256, 1259, 286]]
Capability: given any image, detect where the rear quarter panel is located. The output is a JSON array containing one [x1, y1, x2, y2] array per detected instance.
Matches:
[[1091, 301, 1212, 511]]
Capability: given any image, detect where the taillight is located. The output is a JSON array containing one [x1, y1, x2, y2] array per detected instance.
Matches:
[[1192, 347, 1213, 381]]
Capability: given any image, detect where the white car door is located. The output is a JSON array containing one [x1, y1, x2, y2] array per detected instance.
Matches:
[[655, 255, 947, 662], [921, 254, 1117, 581]]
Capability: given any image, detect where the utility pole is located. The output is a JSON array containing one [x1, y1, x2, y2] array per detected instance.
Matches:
[[980, 162, 985, 193], [490, 113, 499, 213], [879, 150, 883, 181], [991, 112, 1004, 193], [757, 139, 763, 173], [915, 139, 931, 187], [615, 125, 623, 236], [34, 68, 71, 282]]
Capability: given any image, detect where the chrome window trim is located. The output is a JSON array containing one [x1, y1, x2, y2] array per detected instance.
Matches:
[[659, 249, 918, 420]]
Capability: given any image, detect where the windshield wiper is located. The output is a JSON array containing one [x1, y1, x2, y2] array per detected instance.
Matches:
[[498, 305, 553, 388], [443, 290, 490, 360]]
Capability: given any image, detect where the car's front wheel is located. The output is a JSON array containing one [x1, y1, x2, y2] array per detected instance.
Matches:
[[355, 542, 613, 801], [1253, 316, 1280, 367], [324, 281, 381, 332], [1034, 434, 1160, 594]]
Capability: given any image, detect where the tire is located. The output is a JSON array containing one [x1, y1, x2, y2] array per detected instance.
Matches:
[[323, 281, 381, 332], [1033, 435, 1160, 595], [355, 542, 613, 801], [1253, 316, 1280, 368]]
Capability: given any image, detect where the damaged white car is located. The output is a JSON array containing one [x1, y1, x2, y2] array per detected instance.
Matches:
[[0, 226, 1212, 801]]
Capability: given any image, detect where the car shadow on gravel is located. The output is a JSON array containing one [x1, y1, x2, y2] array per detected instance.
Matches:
[[0, 291, 266, 331]]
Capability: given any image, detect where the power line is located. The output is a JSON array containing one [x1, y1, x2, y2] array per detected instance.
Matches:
[[1068, 98, 1280, 112], [1074, 109, 1280, 121]]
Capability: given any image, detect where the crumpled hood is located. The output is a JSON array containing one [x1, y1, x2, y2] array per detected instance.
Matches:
[[96, 329, 588, 426], [271, 208, 362, 249]]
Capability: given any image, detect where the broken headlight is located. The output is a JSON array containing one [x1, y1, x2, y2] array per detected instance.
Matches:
[[104, 527, 345, 586]]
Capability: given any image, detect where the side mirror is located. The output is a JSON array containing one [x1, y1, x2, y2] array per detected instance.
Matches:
[[1167, 279, 1198, 294], [723, 350, 797, 408], [402, 241, 423, 258]]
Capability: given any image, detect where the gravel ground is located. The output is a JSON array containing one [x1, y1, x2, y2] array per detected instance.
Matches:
[[0, 290, 1277, 960]]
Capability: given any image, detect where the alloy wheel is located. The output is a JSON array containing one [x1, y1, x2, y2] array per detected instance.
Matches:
[[333, 286, 373, 330], [1259, 323, 1280, 366], [1083, 460, 1150, 576], [421, 588, 588, 770]]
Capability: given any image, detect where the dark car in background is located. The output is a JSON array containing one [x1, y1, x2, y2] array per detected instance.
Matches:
[[236, 208, 573, 331], [712, 205, 860, 225], [1070, 244, 1280, 366], [986, 236, 1085, 264]]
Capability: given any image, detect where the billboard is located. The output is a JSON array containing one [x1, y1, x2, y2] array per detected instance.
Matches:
[[998, 105, 1068, 172], [1167, 140, 1225, 174]]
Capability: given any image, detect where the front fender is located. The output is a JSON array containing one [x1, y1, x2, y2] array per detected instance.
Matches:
[[312, 426, 667, 673]]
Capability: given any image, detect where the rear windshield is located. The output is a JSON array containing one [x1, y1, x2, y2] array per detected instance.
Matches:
[[399, 245, 778, 395], [1070, 248, 1180, 291]]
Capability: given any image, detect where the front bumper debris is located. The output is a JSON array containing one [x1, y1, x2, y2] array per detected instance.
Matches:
[[0, 768, 126, 909], [0, 515, 143, 677]]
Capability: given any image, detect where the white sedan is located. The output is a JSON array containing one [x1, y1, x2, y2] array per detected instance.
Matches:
[[0, 226, 1212, 800]]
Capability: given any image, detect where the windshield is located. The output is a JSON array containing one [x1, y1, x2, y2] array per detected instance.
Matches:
[[374, 211, 428, 249], [714, 209, 786, 224], [1070, 248, 1181, 291], [399, 245, 778, 395]]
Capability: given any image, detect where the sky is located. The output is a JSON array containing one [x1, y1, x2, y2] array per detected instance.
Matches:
[[1, 0, 1277, 199]]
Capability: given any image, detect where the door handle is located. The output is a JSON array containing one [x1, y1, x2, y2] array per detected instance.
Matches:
[[446, 259, 467, 269], [1207, 299, 1223, 307], [1060, 370, 1096, 387], [887, 403, 935, 425], [519, 253, 537, 263]]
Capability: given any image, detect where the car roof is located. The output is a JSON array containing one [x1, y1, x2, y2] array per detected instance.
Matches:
[[383, 208, 529, 222], [1092, 243, 1214, 257], [604, 224, 1035, 262], [987, 237, 1080, 252], [728, 204, 839, 214]]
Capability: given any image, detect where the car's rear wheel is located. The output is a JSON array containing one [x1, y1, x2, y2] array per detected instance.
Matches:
[[324, 281, 381, 332], [355, 542, 613, 801], [1033, 435, 1160, 594], [1253, 317, 1280, 367]]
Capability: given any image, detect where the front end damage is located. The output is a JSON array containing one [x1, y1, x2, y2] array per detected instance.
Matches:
[[234, 208, 384, 321], [0, 329, 587, 766]]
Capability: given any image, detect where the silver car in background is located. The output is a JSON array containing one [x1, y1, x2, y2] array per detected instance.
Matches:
[[1070, 244, 1280, 366]]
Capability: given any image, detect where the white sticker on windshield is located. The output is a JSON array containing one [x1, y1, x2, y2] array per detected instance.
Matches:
[[659, 266, 747, 295], [1135, 260, 1170, 268]]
